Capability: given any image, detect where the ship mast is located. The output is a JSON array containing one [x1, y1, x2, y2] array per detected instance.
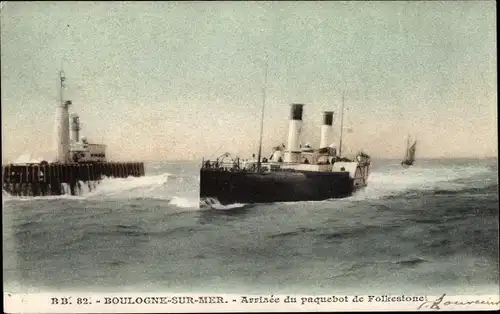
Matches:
[[406, 134, 410, 159], [338, 91, 345, 157], [256, 56, 268, 172]]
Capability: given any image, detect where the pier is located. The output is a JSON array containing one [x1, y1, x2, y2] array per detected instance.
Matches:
[[2, 69, 148, 198], [2, 162, 145, 197]]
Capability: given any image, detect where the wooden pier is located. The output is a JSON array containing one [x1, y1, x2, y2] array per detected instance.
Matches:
[[2, 162, 145, 197]]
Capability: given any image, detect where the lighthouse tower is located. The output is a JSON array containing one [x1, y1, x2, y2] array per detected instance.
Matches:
[[54, 70, 71, 164], [70, 114, 80, 142]]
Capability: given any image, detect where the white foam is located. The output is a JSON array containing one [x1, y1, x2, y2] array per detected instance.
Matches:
[[200, 197, 246, 210], [169, 196, 200, 209], [2, 173, 171, 202], [2, 193, 85, 203], [83, 173, 171, 199], [2, 162, 494, 208], [350, 162, 492, 200], [211, 202, 246, 210], [12, 153, 47, 164]]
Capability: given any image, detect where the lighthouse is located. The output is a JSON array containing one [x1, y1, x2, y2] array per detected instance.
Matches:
[[54, 70, 71, 164], [70, 114, 80, 142], [1, 67, 147, 197]]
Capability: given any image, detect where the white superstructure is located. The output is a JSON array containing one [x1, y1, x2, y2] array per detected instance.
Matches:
[[69, 139, 107, 163], [208, 103, 370, 183]]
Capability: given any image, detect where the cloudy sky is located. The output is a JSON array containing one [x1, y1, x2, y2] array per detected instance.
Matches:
[[1, 1, 496, 162]]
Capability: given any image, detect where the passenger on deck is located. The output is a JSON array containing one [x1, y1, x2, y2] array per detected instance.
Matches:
[[304, 158, 309, 164], [278, 157, 283, 162]]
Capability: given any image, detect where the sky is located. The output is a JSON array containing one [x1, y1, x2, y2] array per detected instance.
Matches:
[[1, 1, 497, 163]]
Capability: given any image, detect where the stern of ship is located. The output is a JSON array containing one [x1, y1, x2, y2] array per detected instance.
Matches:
[[199, 155, 243, 206], [355, 152, 371, 189], [331, 152, 371, 191]]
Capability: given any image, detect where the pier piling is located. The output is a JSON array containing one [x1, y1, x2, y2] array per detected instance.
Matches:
[[2, 162, 145, 197]]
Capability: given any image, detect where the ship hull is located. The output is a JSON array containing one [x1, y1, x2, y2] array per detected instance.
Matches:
[[200, 169, 364, 205], [401, 160, 414, 167]]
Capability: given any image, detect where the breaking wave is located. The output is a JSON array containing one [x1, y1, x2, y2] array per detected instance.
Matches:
[[83, 173, 172, 199], [349, 162, 494, 201], [2, 172, 201, 210], [3, 160, 496, 209], [11, 153, 48, 164], [169, 196, 200, 208], [200, 197, 247, 210]]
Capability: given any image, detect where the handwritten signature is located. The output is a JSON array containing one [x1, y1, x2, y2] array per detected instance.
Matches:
[[418, 294, 500, 311]]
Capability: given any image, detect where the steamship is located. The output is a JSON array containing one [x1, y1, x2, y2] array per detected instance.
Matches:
[[200, 99, 371, 206]]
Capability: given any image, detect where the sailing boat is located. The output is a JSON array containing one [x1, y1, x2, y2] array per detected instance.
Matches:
[[401, 136, 417, 167]]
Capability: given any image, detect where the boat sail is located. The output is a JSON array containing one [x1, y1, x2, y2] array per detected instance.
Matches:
[[401, 136, 417, 167]]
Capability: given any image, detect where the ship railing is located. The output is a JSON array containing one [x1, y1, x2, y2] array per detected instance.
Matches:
[[334, 156, 354, 162], [201, 159, 242, 172], [201, 158, 302, 174]]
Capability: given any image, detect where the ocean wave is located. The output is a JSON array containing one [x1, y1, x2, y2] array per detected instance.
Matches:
[[85, 224, 150, 238], [348, 163, 495, 201], [199, 197, 247, 210], [268, 227, 316, 239], [3, 161, 496, 210], [82, 224, 201, 241], [393, 257, 429, 267], [169, 196, 200, 209], [3, 172, 172, 200]]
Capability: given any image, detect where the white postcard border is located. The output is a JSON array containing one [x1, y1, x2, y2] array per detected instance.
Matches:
[[4, 292, 500, 313]]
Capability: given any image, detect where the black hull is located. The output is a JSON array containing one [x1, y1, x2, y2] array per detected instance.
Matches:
[[401, 160, 414, 167], [200, 169, 364, 205]]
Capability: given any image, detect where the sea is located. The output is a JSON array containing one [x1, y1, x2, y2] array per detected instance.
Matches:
[[3, 158, 499, 296]]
